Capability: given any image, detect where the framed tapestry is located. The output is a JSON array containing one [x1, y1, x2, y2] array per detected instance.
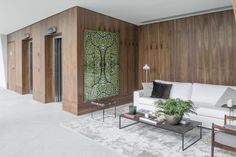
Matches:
[[84, 30, 119, 100]]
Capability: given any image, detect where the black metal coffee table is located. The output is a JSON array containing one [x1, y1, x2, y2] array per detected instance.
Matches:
[[119, 113, 202, 151]]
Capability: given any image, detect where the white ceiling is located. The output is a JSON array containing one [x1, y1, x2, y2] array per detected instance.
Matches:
[[0, 0, 233, 34]]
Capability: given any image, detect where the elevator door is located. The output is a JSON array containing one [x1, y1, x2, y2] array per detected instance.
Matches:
[[54, 37, 62, 102], [29, 41, 33, 93]]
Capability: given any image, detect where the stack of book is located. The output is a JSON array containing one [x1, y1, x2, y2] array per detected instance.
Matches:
[[123, 113, 143, 119]]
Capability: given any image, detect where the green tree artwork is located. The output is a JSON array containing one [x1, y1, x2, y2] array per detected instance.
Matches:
[[84, 30, 119, 100]]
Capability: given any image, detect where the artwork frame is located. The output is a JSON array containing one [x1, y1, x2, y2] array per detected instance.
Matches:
[[84, 30, 120, 101]]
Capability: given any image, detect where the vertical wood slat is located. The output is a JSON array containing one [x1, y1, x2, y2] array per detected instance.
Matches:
[[233, 0, 236, 20], [22, 40, 29, 94], [7, 6, 138, 115], [138, 10, 236, 86], [77, 7, 139, 114], [7, 7, 79, 114], [7, 7, 236, 115]]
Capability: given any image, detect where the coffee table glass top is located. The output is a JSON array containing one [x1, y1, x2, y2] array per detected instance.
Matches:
[[120, 114, 202, 134]]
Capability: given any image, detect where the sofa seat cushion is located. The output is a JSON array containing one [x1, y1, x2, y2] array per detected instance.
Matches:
[[155, 80, 192, 100], [215, 131, 236, 148], [194, 101, 216, 108], [195, 106, 228, 119], [139, 97, 164, 106]]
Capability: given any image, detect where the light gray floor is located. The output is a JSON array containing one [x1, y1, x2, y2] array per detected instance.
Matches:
[[0, 88, 123, 157]]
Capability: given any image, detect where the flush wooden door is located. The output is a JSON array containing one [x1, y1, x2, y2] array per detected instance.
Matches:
[[8, 42, 16, 91]]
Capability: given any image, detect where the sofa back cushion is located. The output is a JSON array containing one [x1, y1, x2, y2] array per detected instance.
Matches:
[[191, 83, 236, 107], [155, 80, 192, 100], [142, 82, 153, 97], [151, 81, 172, 99], [215, 87, 236, 107]]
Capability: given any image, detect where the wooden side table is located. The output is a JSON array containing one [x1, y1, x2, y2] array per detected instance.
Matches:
[[90, 99, 116, 122], [221, 104, 236, 124]]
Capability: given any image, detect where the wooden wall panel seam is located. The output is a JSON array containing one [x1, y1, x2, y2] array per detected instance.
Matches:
[[138, 10, 236, 86]]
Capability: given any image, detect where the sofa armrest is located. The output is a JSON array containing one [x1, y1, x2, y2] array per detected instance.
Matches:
[[133, 90, 144, 106], [134, 90, 144, 97], [224, 115, 236, 125], [212, 123, 236, 135]]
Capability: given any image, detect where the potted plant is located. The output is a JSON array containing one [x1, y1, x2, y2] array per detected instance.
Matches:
[[155, 98, 196, 125]]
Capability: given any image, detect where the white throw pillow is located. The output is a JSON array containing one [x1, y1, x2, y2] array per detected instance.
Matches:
[[215, 87, 236, 107], [142, 82, 153, 97]]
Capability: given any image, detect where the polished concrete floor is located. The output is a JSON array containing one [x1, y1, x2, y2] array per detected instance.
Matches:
[[0, 88, 123, 157]]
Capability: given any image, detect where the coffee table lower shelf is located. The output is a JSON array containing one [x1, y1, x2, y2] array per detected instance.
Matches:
[[119, 114, 202, 151]]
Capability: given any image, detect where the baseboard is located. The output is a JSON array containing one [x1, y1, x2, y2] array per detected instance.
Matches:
[[77, 95, 133, 115]]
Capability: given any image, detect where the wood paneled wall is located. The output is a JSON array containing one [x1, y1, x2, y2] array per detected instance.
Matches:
[[7, 6, 138, 115], [8, 6, 235, 115], [138, 10, 236, 87], [76, 7, 139, 114], [8, 7, 79, 114], [233, 0, 236, 19], [8, 27, 31, 93]]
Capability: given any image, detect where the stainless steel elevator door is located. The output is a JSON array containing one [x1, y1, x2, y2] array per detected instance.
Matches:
[[54, 37, 62, 102]]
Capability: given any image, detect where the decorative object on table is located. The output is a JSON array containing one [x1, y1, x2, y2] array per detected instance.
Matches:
[[151, 81, 172, 99], [145, 113, 149, 118], [143, 64, 150, 82], [148, 111, 157, 118], [129, 105, 137, 115], [164, 114, 182, 125], [215, 87, 236, 108], [84, 30, 119, 100], [155, 98, 196, 125], [155, 116, 165, 123], [144, 111, 166, 123], [154, 111, 166, 122], [227, 99, 233, 108]]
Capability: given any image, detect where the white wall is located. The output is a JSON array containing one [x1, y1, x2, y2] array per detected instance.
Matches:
[[0, 34, 7, 89]]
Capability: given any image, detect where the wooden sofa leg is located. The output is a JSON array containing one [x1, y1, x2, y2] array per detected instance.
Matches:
[[211, 123, 215, 157], [211, 144, 214, 157]]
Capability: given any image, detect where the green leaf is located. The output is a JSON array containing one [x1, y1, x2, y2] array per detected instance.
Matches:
[[155, 98, 197, 116]]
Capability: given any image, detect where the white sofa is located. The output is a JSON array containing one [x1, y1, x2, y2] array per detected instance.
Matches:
[[134, 80, 236, 128]]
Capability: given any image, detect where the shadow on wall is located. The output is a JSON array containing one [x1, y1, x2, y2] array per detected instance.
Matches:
[[0, 34, 7, 89]]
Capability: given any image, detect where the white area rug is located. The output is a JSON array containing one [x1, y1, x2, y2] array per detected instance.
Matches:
[[62, 104, 236, 157]]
